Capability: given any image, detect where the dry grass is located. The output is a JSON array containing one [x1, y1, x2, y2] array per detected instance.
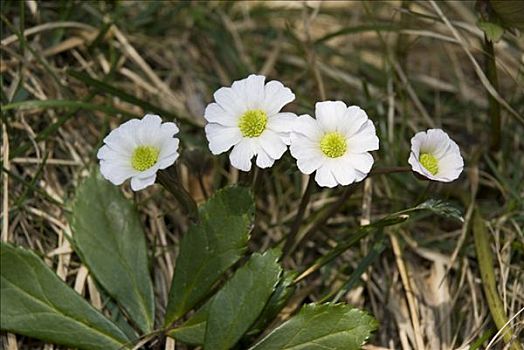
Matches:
[[1, 1, 523, 349]]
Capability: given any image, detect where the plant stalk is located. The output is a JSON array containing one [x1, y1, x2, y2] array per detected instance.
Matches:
[[157, 168, 199, 222], [282, 176, 315, 259], [287, 184, 359, 258], [369, 166, 411, 176]]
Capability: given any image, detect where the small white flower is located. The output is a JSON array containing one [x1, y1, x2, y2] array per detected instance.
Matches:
[[290, 101, 379, 188], [204, 74, 297, 171], [97, 114, 180, 191], [408, 129, 464, 182]]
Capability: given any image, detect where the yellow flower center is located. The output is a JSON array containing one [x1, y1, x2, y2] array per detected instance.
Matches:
[[238, 109, 267, 137], [419, 153, 439, 175], [320, 132, 347, 158], [131, 145, 160, 171]]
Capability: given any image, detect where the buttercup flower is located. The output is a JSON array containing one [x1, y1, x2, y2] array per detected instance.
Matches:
[[97, 114, 180, 191], [204, 74, 297, 171], [290, 101, 379, 188], [408, 129, 464, 182]]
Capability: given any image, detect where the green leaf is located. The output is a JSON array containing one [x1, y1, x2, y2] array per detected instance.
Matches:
[[413, 199, 463, 221], [164, 186, 254, 325], [169, 269, 295, 346], [0, 243, 131, 350], [70, 171, 155, 333], [167, 303, 209, 345], [205, 249, 282, 350], [249, 304, 377, 350], [248, 270, 297, 336], [478, 19, 504, 42]]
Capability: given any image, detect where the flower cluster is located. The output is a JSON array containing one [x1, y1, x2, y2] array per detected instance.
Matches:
[[98, 74, 464, 191]]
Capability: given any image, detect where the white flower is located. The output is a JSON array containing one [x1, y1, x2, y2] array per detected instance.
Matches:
[[408, 129, 464, 182], [290, 101, 379, 188], [97, 114, 180, 191], [204, 74, 297, 171]]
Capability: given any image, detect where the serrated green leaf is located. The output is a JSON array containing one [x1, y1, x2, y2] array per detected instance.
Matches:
[[204, 249, 282, 350], [478, 20, 504, 42], [249, 304, 377, 350], [169, 269, 295, 346], [167, 303, 209, 345], [0, 243, 131, 350], [248, 270, 297, 336], [164, 186, 254, 325], [414, 199, 463, 221], [70, 171, 155, 333]]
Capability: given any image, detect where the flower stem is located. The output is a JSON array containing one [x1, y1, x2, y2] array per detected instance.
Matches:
[[157, 169, 199, 222], [252, 167, 264, 196], [282, 176, 315, 259], [369, 166, 411, 176], [286, 183, 359, 259], [293, 228, 370, 284]]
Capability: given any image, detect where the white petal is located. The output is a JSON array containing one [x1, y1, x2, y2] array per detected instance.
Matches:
[[290, 130, 326, 175], [290, 134, 322, 160], [136, 114, 163, 145], [214, 86, 246, 117], [436, 152, 464, 181], [131, 174, 157, 191], [204, 102, 238, 127], [353, 169, 368, 182], [347, 120, 379, 153], [158, 152, 179, 170], [292, 114, 322, 140], [315, 101, 348, 132], [344, 153, 374, 179], [230, 77, 248, 102], [99, 160, 136, 185], [340, 106, 369, 137], [296, 153, 325, 175], [258, 130, 288, 160], [135, 163, 161, 179], [408, 152, 434, 179], [267, 112, 297, 145], [255, 147, 275, 169], [229, 139, 256, 172], [97, 144, 128, 161], [238, 74, 266, 110], [267, 112, 298, 133], [103, 120, 139, 153], [410, 131, 426, 157], [423, 129, 451, 157], [327, 158, 357, 186], [142, 114, 162, 128], [351, 133, 380, 153], [159, 138, 180, 159], [205, 123, 243, 155], [262, 80, 295, 116], [160, 121, 179, 136], [314, 163, 338, 188]]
